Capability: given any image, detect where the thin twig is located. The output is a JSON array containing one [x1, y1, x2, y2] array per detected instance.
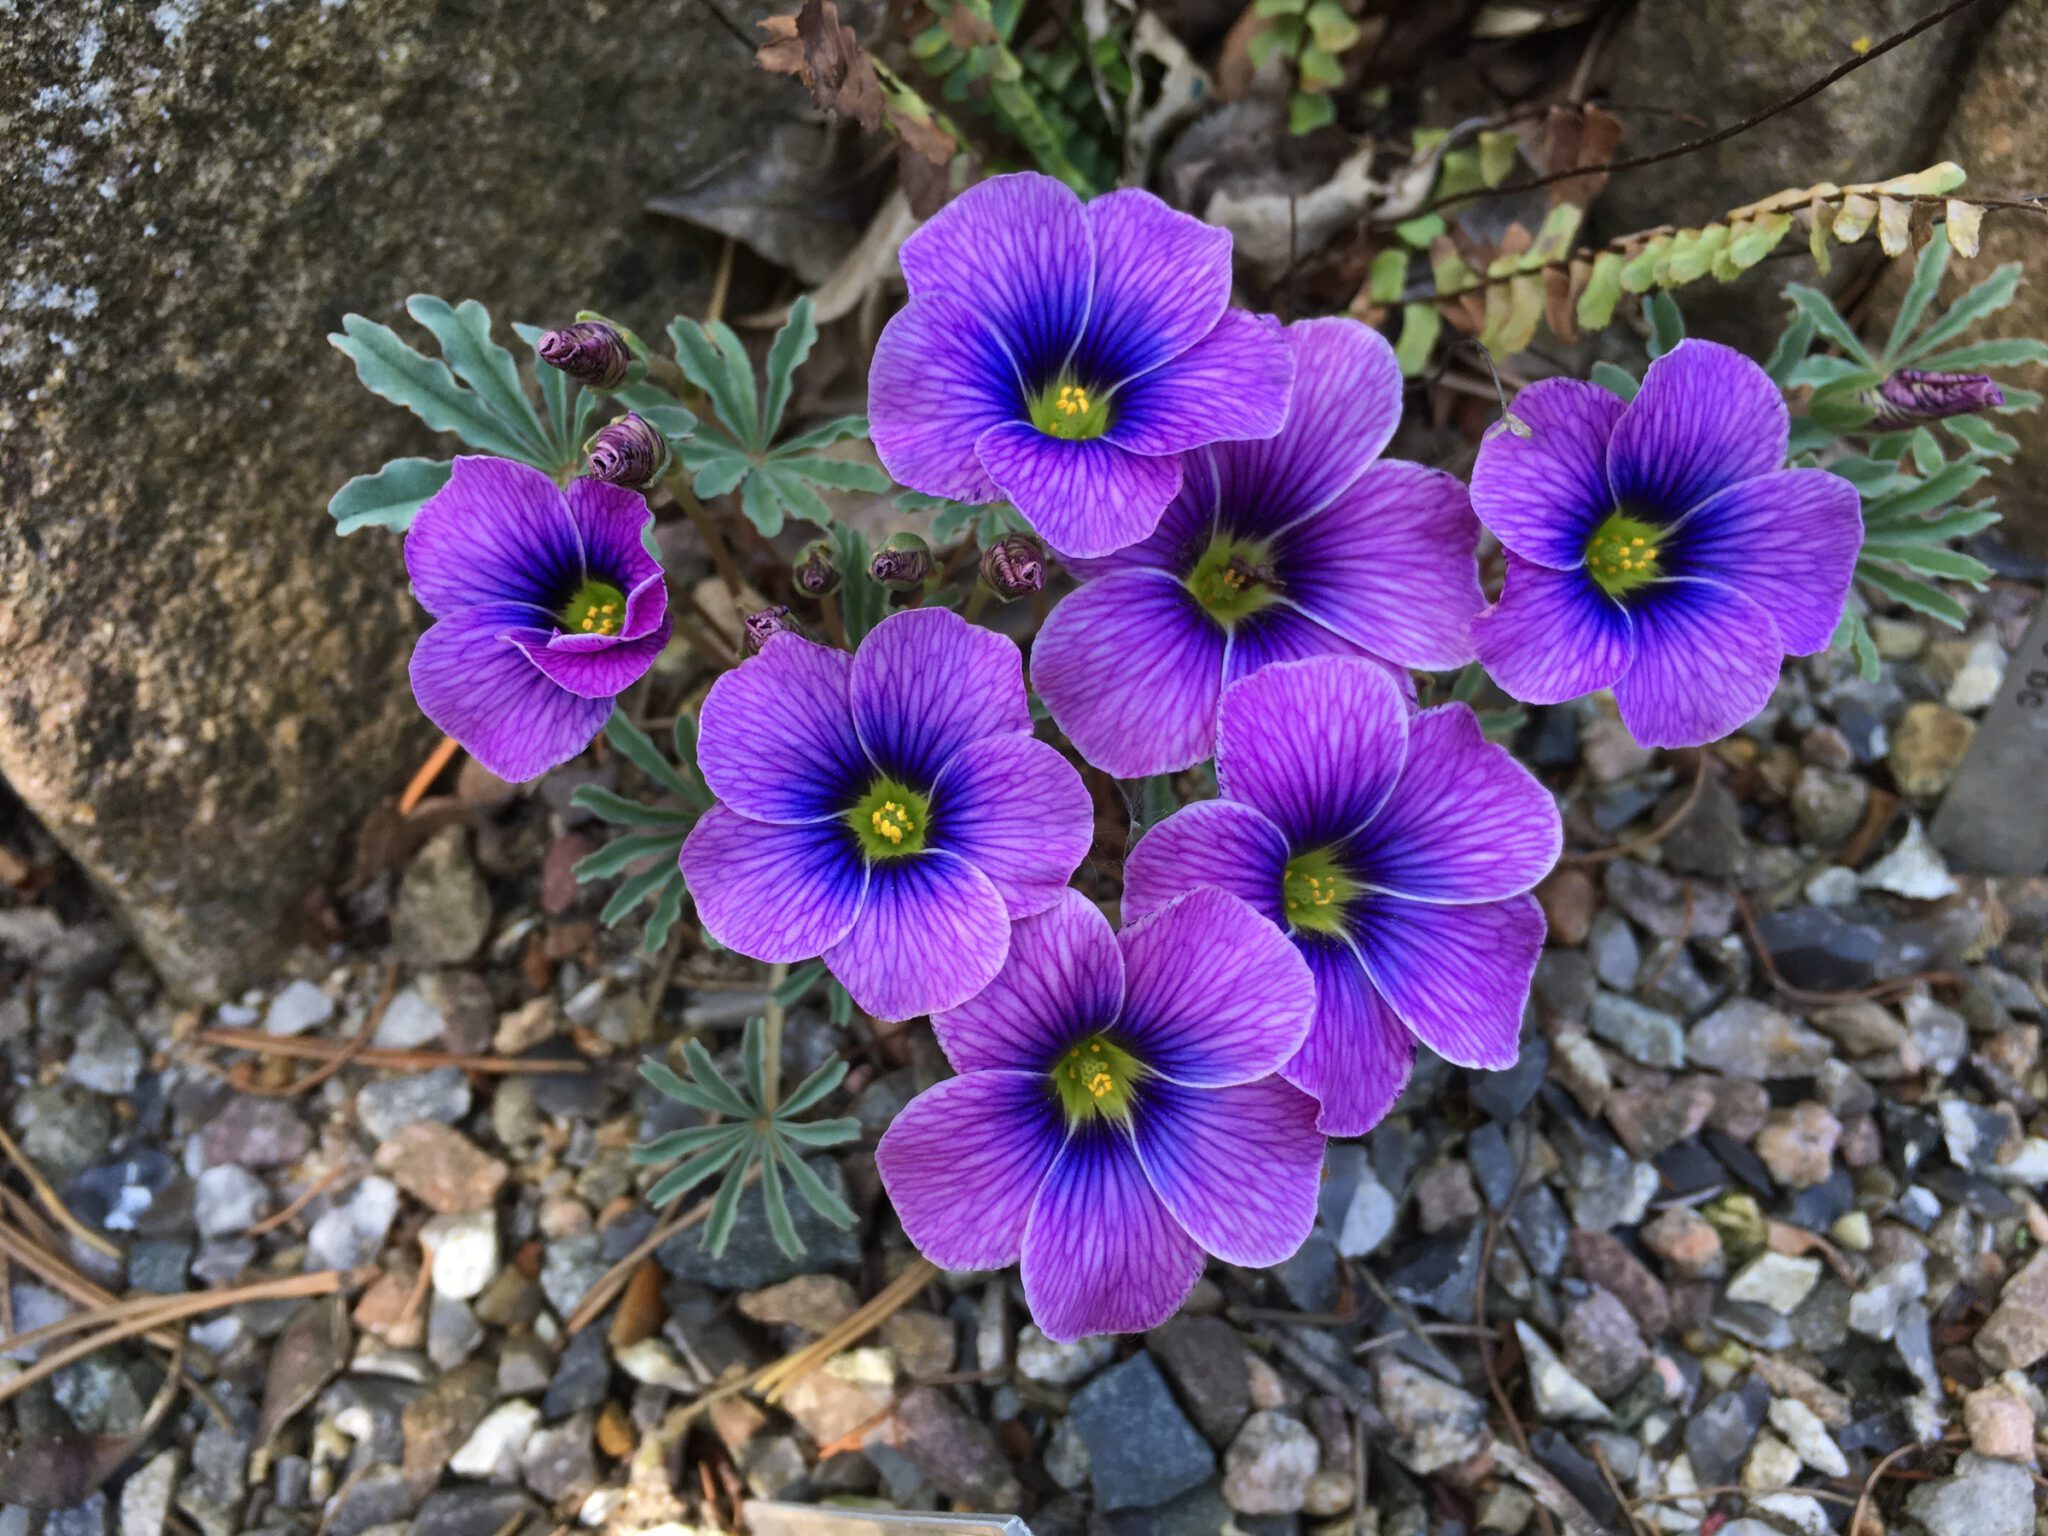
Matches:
[[707, 236, 737, 328], [1563, 755, 1707, 865], [0, 1269, 358, 1409], [231, 963, 398, 1100], [398, 736, 461, 816], [762, 961, 788, 1114], [1732, 889, 1963, 1005], [193, 1028, 588, 1074], [244, 1163, 360, 1239], [562, 1164, 765, 1338], [1590, 1439, 1649, 1536], [1851, 1434, 1963, 1536], [757, 1259, 939, 1402], [0, 1124, 117, 1259], [1426, 0, 1993, 213]]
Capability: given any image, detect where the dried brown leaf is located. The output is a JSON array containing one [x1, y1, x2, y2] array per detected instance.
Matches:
[[257, 1295, 351, 1446]]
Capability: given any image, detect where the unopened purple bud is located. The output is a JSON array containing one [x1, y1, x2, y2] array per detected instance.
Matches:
[[1868, 369, 2006, 430], [793, 539, 842, 598], [538, 321, 632, 390], [870, 532, 934, 593], [585, 413, 671, 490], [980, 533, 1045, 601], [744, 605, 807, 655]]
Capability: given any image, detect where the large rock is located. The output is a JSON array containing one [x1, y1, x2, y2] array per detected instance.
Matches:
[[0, 2, 814, 994], [1911, 0, 2048, 556]]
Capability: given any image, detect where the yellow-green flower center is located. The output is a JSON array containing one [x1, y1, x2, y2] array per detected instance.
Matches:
[[1051, 1034, 1145, 1126], [1584, 512, 1664, 598], [1028, 376, 1113, 441], [1186, 536, 1281, 625], [1282, 846, 1358, 936], [558, 577, 628, 636], [847, 777, 931, 859]]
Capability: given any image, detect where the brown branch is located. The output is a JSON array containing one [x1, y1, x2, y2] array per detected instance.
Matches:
[[1425, 0, 1993, 214], [398, 737, 461, 817], [562, 1163, 764, 1338], [1563, 755, 1708, 866], [229, 964, 397, 1100], [1732, 889, 1963, 1006], [0, 1124, 117, 1260]]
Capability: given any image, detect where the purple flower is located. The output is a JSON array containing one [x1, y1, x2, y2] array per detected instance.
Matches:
[[1032, 319, 1483, 779], [877, 887, 1321, 1341], [679, 607, 1093, 1021], [538, 321, 632, 389], [1124, 656, 1561, 1136], [1869, 368, 2005, 430], [405, 457, 673, 782], [1470, 339, 1862, 749], [868, 173, 1295, 560]]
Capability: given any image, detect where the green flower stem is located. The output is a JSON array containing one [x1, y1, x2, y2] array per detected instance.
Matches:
[[662, 468, 745, 599], [763, 961, 788, 1114]]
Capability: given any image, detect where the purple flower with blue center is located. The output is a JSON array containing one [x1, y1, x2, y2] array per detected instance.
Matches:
[[1031, 318, 1483, 778], [868, 173, 1295, 559], [876, 886, 1323, 1341], [680, 607, 1094, 1022], [1470, 339, 1863, 749], [1124, 656, 1561, 1136], [405, 457, 673, 782]]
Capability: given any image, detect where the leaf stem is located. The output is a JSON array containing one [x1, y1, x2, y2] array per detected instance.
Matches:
[[763, 961, 788, 1114], [663, 469, 746, 599]]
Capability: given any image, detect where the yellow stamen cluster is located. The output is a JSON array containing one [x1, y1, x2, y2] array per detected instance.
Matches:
[[1054, 383, 1092, 418], [1587, 533, 1658, 584], [1584, 511, 1666, 598], [580, 600, 622, 635], [1286, 873, 1341, 914], [1053, 1036, 1144, 1124], [870, 800, 915, 845]]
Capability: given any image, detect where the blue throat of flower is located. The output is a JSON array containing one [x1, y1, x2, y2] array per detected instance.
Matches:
[[1186, 536, 1281, 625], [1051, 1033, 1145, 1126], [1028, 375, 1113, 441], [1584, 512, 1664, 599], [558, 577, 628, 636], [847, 776, 931, 859], [1282, 846, 1358, 937]]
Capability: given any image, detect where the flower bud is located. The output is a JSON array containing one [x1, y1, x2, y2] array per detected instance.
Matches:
[[1868, 369, 2005, 430], [870, 532, 934, 592], [793, 539, 842, 598], [538, 321, 633, 390], [744, 605, 807, 655], [980, 533, 1046, 601], [584, 413, 671, 490]]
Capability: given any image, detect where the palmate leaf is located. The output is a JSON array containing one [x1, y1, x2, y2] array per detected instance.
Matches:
[[512, 322, 601, 461], [407, 296, 551, 458], [633, 1022, 860, 1255]]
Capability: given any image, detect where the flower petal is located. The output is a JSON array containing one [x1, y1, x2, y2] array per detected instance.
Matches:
[[1276, 460, 1483, 670], [931, 888, 1124, 1075], [697, 633, 868, 824], [976, 421, 1183, 559], [1032, 570, 1227, 778], [850, 607, 1032, 787], [1612, 577, 1785, 748], [566, 477, 664, 600], [405, 457, 582, 618], [1222, 603, 1378, 688], [681, 807, 867, 962], [930, 733, 1094, 919], [1063, 446, 1218, 581], [410, 604, 609, 782], [1284, 936, 1416, 1137], [1213, 318, 1404, 537], [1132, 1077, 1324, 1267], [1120, 798, 1290, 926], [1352, 892, 1543, 1070], [869, 293, 1021, 505], [1215, 655, 1409, 848], [878, 1071, 1065, 1272], [1608, 338, 1789, 518], [1471, 555, 1635, 706], [1117, 886, 1316, 1087], [520, 615, 672, 699], [825, 850, 1010, 1021], [1021, 1123, 1205, 1342], [1469, 377, 1625, 567], [1103, 309, 1294, 457], [1667, 467, 1862, 655], [899, 172, 1091, 380], [1349, 704, 1561, 903], [1080, 188, 1233, 383]]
